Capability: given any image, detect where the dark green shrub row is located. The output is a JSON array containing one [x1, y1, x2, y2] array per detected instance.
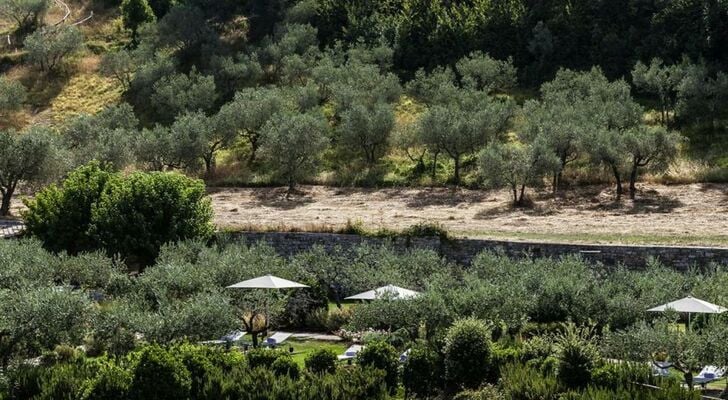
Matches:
[[1, 344, 387, 400]]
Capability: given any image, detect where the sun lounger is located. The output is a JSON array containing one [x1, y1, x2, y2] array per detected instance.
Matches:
[[265, 332, 292, 347], [200, 330, 245, 345], [337, 345, 363, 361], [399, 348, 411, 363], [692, 365, 726, 388], [651, 361, 671, 377]]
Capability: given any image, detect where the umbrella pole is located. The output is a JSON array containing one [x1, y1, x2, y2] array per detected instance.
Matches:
[[688, 313, 691, 331]]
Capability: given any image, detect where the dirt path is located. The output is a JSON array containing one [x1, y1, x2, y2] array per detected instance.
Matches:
[[210, 183, 728, 247]]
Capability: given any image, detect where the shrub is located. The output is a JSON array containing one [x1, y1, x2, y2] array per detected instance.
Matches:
[[271, 356, 301, 379], [24, 162, 112, 254], [453, 385, 505, 400], [555, 324, 602, 389], [128, 345, 192, 400], [356, 340, 400, 393], [444, 318, 493, 391], [402, 343, 442, 399], [176, 344, 221, 400], [38, 364, 87, 400], [499, 363, 560, 400], [0, 77, 26, 113], [90, 171, 214, 266], [304, 367, 388, 400], [81, 362, 131, 400], [305, 348, 337, 374], [246, 348, 288, 370]]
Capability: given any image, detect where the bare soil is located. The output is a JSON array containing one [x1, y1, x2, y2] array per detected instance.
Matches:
[[209, 183, 728, 247]]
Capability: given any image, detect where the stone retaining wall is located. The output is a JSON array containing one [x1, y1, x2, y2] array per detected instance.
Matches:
[[232, 232, 728, 270]]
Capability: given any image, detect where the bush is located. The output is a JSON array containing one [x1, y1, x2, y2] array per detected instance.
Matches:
[[128, 345, 192, 400], [245, 348, 288, 370], [176, 344, 221, 400], [38, 364, 87, 400], [356, 340, 399, 393], [402, 343, 442, 399], [81, 362, 131, 400], [24, 162, 112, 254], [90, 171, 214, 266], [444, 318, 493, 391], [270, 356, 301, 379], [305, 348, 337, 374], [499, 363, 560, 400], [555, 325, 602, 389], [453, 385, 505, 400]]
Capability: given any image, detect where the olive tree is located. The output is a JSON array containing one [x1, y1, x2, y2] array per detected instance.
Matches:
[[0, 287, 93, 368], [24, 25, 84, 73], [259, 112, 329, 193], [0, 0, 49, 34], [215, 87, 287, 164], [632, 58, 688, 126], [520, 99, 589, 193], [62, 103, 140, 169], [151, 70, 217, 124], [455, 51, 517, 94], [0, 77, 27, 115], [100, 50, 137, 91], [479, 139, 559, 206], [542, 68, 642, 200], [338, 101, 394, 166], [0, 127, 56, 216], [623, 126, 682, 199], [417, 95, 514, 184]]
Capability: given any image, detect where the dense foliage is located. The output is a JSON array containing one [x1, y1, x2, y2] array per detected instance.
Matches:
[[0, 237, 725, 397], [23, 163, 214, 264]]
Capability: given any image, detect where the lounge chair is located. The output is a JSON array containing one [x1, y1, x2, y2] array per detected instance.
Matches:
[[651, 361, 671, 377], [692, 365, 726, 388], [337, 345, 363, 361], [399, 349, 411, 363], [265, 332, 292, 347], [200, 330, 245, 345]]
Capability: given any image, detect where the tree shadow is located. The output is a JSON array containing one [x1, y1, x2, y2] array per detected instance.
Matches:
[[399, 187, 492, 208], [587, 187, 684, 214]]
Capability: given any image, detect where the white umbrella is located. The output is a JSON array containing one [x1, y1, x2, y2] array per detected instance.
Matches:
[[647, 295, 727, 329], [227, 275, 308, 346], [227, 274, 309, 289], [345, 285, 420, 300]]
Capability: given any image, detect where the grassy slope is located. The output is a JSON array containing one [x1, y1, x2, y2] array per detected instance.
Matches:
[[0, 0, 126, 130]]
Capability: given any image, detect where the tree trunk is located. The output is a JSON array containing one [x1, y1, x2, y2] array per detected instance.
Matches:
[[0, 185, 14, 216], [511, 186, 518, 206], [611, 164, 623, 201], [453, 155, 460, 185], [629, 163, 638, 200], [204, 154, 216, 177], [248, 134, 259, 165], [431, 151, 439, 179], [518, 184, 527, 206]]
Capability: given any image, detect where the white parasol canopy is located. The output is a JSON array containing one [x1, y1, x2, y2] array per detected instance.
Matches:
[[647, 296, 727, 314], [227, 274, 309, 289], [647, 296, 727, 330], [345, 285, 420, 300]]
